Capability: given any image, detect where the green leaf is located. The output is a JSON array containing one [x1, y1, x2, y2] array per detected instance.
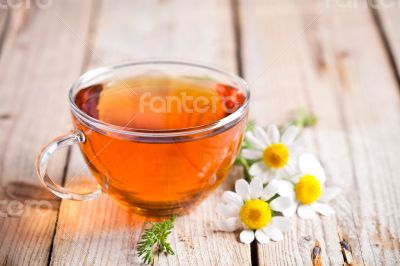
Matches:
[[234, 120, 257, 182], [246, 119, 256, 132], [288, 108, 317, 129]]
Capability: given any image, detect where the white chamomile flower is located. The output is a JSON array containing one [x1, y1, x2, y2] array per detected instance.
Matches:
[[242, 125, 301, 182], [278, 153, 342, 219], [216, 177, 293, 244]]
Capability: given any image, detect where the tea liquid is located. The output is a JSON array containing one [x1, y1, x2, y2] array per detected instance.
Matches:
[[74, 75, 247, 215]]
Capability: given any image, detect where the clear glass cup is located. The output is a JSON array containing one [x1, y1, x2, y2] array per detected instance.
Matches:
[[35, 61, 250, 216]]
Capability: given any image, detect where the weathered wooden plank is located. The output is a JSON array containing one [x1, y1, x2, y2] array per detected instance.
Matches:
[[51, 0, 250, 265], [375, 2, 400, 79], [324, 3, 400, 264], [240, 0, 400, 265], [0, 8, 10, 57], [0, 1, 94, 265], [240, 2, 341, 265]]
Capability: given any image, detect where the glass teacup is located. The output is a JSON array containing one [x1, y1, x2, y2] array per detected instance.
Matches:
[[35, 61, 250, 216]]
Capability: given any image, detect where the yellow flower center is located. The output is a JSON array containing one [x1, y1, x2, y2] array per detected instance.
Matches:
[[263, 143, 289, 168], [295, 174, 321, 204], [239, 199, 271, 230]]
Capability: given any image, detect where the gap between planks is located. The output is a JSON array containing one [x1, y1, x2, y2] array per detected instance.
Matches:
[[369, 1, 400, 92], [45, 0, 102, 265], [231, 0, 260, 265], [0, 8, 10, 60]]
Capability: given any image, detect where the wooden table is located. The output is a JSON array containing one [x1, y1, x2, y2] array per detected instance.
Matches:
[[1, 0, 399, 265]]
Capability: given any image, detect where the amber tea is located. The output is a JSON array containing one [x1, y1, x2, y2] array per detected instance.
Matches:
[[74, 76, 246, 215]]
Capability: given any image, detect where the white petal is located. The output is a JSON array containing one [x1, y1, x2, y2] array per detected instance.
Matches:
[[270, 197, 293, 212], [283, 159, 297, 177], [255, 229, 270, 244], [319, 187, 341, 202], [219, 217, 241, 232], [267, 171, 278, 180], [235, 179, 250, 201], [288, 138, 304, 152], [216, 203, 239, 217], [267, 125, 280, 143], [312, 202, 335, 216], [299, 153, 326, 184], [277, 180, 295, 199], [281, 126, 298, 145], [297, 205, 317, 219], [240, 230, 255, 244], [245, 132, 265, 150], [263, 226, 283, 241], [249, 177, 263, 198], [249, 161, 267, 176], [254, 126, 271, 146], [261, 179, 280, 200], [259, 172, 271, 184], [290, 174, 302, 184], [299, 153, 321, 172], [281, 203, 298, 217], [272, 169, 285, 179], [241, 149, 263, 160], [270, 216, 292, 233], [222, 191, 244, 207]]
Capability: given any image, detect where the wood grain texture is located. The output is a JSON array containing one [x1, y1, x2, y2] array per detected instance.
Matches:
[[240, 1, 341, 265], [50, 0, 250, 265], [240, 0, 400, 265], [0, 8, 10, 57], [374, 2, 400, 79], [1, 0, 400, 265], [0, 1, 94, 265]]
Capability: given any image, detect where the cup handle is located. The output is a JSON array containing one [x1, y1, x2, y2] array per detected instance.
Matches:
[[35, 130, 102, 201]]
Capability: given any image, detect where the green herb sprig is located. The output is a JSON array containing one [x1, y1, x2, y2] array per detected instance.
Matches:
[[137, 216, 176, 265], [288, 107, 317, 129]]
